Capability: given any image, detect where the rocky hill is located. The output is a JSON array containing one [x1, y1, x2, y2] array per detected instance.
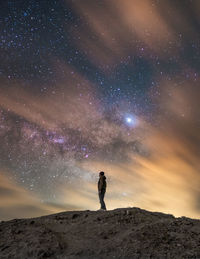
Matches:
[[0, 207, 200, 258]]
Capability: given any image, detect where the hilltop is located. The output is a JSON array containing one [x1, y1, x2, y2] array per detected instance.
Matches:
[[0, 207, 200, 258]]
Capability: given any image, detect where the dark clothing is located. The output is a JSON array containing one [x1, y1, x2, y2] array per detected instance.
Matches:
[[99, 189, 106, 210], [98, 175, 107, 210], [98, 175, 107, 192]]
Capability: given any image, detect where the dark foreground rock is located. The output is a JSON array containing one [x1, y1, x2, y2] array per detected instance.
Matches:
[[0, 207, 200, 258]]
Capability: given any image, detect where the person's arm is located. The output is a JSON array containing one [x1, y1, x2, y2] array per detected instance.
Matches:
[[98, 178, 103, 192]]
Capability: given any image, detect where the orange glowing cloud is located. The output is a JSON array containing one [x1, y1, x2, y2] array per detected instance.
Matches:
[[0, 170, 64, 220], [71, 0, 178, 70]]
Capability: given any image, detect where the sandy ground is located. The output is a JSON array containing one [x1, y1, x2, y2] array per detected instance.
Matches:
[[0, 207, 200, 258]]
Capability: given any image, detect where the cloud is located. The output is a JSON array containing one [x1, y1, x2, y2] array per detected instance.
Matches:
[[0, 171, 64, 220], [71, 0, 177, 70]]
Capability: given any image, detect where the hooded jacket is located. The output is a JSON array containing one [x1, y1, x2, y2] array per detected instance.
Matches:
[[98, 175, 107, 192]]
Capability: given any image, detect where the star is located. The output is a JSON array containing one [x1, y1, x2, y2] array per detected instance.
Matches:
[[126, 117, 133, 123], [125, 115, 137, 127]]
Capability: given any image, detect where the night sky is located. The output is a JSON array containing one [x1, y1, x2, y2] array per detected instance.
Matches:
[[1, 0, 200, 220]]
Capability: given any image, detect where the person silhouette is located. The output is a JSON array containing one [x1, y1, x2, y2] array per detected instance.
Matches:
[[98, 171, 107, 210]]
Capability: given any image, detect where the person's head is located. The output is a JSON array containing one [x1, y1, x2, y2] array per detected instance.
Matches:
[[99, 171, 105, 177]]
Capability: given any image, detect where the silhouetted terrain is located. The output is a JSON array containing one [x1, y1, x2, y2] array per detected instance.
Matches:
[[0, 207, 200, 258]]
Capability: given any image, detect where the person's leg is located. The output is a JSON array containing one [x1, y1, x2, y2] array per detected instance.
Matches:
[[101, 190, 106, 210], [99, 192, 103, 209], [99, 191, 106, 210]]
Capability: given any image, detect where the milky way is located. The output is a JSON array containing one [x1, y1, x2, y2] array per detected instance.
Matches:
[[1, 0, 200, 220]]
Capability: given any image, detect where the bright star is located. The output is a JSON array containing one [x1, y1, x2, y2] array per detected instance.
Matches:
[[124, 114, 138, 127], [126, 117, 132, 123]]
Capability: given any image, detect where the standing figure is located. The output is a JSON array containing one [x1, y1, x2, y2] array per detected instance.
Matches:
[[98, 171, 107, 210]]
